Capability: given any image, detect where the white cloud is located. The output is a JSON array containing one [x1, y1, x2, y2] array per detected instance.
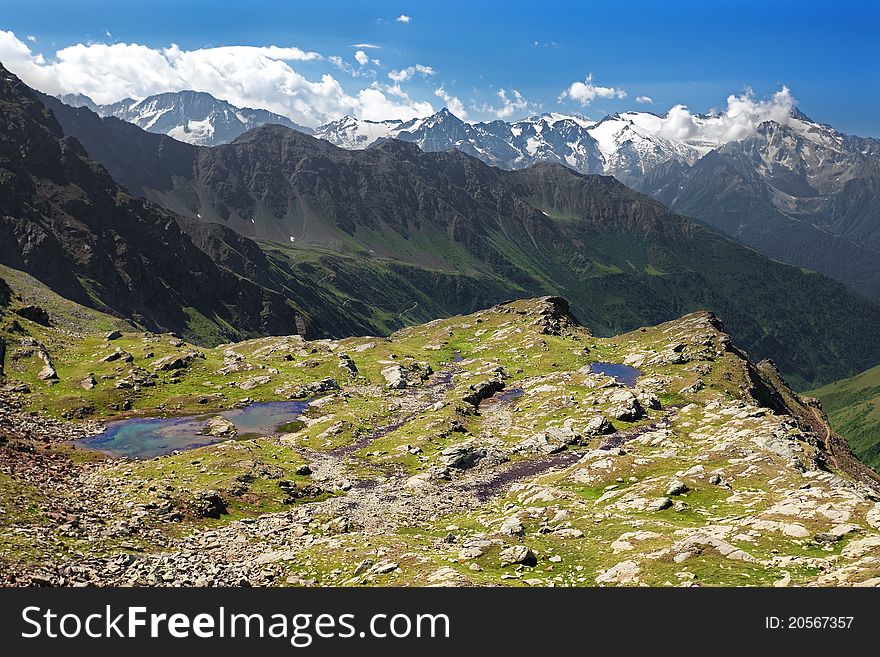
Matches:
[[636, 95, 653, 104], [655, 87, 798, 143], [434, 86, 467, 120], [354, 50, 369, 66], [329, 55, 375, 78], [559, 74, 626, 106], [388, 63, 435, 82], [0, 30, 432, 127], [482, 88, 535, 119], [359, 82, 433, 121], [396, 14, 412, 23], [26, 35, 36, 43], [351, 43, 381, 49]]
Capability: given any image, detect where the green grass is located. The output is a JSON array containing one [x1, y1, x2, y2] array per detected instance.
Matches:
[[809, 362, 880, 470]]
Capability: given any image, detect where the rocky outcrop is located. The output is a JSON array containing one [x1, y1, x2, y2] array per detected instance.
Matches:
[[381, 362, 432, 389], [14, 305, 51, 326]]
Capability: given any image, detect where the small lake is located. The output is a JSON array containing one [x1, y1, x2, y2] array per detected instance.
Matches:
[[74, 400, 310, 459], [589, 362, 642, 388]]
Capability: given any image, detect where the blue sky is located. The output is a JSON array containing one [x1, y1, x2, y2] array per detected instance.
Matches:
[[1, 0, 878, 135]]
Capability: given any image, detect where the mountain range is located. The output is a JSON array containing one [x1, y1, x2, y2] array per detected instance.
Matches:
[[73, 88, 880, 303], [60, 90, 312, 146], [13, 79, 880, 390], [314, 107, 880, 303]]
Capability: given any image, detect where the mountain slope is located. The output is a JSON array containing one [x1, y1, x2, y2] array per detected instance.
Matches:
[[646, 121, 880, 301], [316, 108, 880, 301], [0, 63, 306, 344], [59, 92, 880, 300], [42, 99, 880, 388], [66, 90, 312, 146], [809, 364, 880, 471]]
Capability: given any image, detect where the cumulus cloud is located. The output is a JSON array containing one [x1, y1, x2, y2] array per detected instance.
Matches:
[[559, 74, 626, 106], [359, 81, 433, 120], [636, 95, 653, 104], [396, 14, 412, 23], [434, 86, 467, 119], [388, 63, 435, 82], [354, 50, 369, 66], [0, 30, 432, 127], [481, 88, 535, 119], [26, 35, 36, 43], [656, 86, 797, 143]]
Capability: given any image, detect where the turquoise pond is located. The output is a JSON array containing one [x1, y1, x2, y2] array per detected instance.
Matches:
[[73, 401, 310, 459], [589, 362, 642, 387]]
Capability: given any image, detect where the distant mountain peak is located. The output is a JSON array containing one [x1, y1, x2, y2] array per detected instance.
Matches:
[[56, 89, 313, 146], [57, 92, 99, 112]]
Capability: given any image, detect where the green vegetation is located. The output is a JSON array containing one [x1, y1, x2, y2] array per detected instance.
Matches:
[[810, 363, 880, 470]]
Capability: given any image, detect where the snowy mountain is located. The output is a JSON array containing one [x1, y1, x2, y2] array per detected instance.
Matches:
[[314, 105, 880, 302], [641, 111, 880, 303], [49, 87, 880, 302], [61, 90, 312, 146], [314, 108, 716, 184], [315, 108, 605, 175]]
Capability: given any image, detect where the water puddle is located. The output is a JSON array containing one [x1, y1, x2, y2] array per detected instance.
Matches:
[[73, 400, 310, 459], [589, 362, 642, 387]]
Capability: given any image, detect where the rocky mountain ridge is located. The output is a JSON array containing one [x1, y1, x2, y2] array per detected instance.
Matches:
[[2, 295, 879, 587], [61, 89, 312, 146]]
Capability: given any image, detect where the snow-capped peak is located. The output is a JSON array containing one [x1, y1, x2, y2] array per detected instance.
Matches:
[[59, 90, 312, 146]]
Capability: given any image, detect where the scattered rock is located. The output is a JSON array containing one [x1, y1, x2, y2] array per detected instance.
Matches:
[[500, 516, 525, 537], [153, 351, 204, 372], [354, 560, 373, 576], [647, 497, 673, 511], [370, 561, 399, 575], [584, 415, 615, 435], [607, 390, 644, 422], [204, 416, 236, 438], [596, 560, 641, 585], [277, 480, 326, 503], [440, 442, 487, 470], [37, 364, 58, 381], [499, 545, 537, 567], [338, 355, 358, 376], [238, 375, 272, 390], [463, 379, 505, 408], [666, 479, 690, 496], [381, 365, 407, 389], [189, 491, 227, 519]]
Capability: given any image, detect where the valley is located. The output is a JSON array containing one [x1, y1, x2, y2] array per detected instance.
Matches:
[[29, 85, 880, 390], [1, 37, 880, 592]]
